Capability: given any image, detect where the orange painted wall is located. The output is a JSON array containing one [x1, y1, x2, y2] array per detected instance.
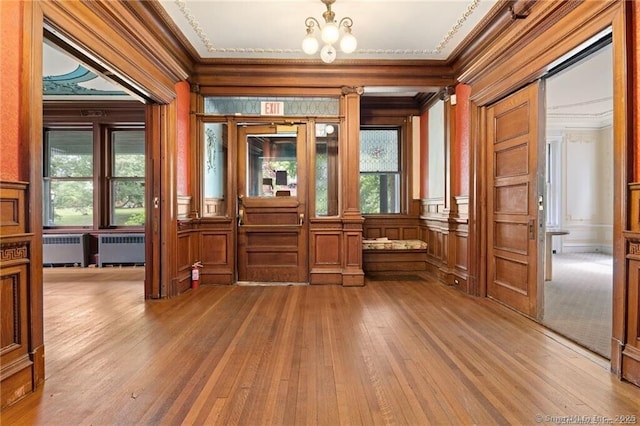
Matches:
[[454, 84, 472, 197], [0, 1, 22, 181], [175, 81, 190, 195]]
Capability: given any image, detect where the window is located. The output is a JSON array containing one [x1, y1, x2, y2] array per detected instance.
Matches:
[[315, 123, 339, 216], [110, 130, 145, 226], [44, 129, 94, 226], [43, 126, 145, 228], [202, 122, 228, 217], [359, 128, 401, 214], [246, 134, 298, 198]]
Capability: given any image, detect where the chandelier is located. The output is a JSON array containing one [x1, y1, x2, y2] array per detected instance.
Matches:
[[302, 0, 357, 64]]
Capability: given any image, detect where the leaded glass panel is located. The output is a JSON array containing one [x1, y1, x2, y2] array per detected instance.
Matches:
[[204, 97, 338, 116]]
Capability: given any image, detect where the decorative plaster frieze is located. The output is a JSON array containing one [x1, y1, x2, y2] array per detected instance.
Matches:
[[173, 0, 483, 58]]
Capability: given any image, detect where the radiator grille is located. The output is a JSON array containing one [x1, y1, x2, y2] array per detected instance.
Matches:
[[43, 234, 88, 267], [100, 235, 145, 245], [98, 233, 145, 267]]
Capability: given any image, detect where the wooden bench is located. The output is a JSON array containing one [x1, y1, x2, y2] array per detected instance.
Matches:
[[362, 238, 428, 272]]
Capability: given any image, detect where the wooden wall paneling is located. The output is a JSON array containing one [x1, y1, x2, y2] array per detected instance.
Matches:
[[459, 0, 629, 373], [0, 182, 36, 408], [200, 225, 234, 285], [309, 220, 343, 285], [362, 216, 421, 241], [0, 259, 31, 407], [622, 245, 640, 386], [0, 184, 25, 235], [340, 90, 364, 286], [176, 229, 193, 293]]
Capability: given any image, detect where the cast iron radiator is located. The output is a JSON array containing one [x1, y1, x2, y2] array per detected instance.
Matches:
[[98, 233, 145, 267], [43, 234, 89, 267]]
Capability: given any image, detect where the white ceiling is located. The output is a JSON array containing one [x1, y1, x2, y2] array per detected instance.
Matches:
[[43, 0, 613, 128], [156, 0, 500, 61], [546, 42, 613, 130]]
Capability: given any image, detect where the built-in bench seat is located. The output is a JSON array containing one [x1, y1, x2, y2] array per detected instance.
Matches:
[[362, 237, 428, 272]]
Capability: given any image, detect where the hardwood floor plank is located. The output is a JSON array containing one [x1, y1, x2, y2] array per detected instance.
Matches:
[[1, 268, 639, 425]]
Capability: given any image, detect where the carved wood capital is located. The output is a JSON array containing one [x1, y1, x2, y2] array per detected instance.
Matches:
[[341, 86, 364, 96]]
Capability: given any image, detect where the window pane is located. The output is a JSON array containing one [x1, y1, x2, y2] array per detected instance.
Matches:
[[47, 130, 93, 177], [112, 130, 145, 177], [203, 123, 227, 217], [359, 128, 401, 214], [46, 180, 94, 226], [360, 129, 399, 173], [111, 179, 145, 226], [360, 173, 401, 214], [315, 123, 339, 216], [247, 134, 297, 197]]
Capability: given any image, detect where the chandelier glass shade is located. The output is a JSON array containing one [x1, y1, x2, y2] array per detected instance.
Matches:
[[302, 0, 357, 63]]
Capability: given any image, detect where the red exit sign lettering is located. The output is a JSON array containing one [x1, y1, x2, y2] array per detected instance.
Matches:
[[260, 101, 284, 116]]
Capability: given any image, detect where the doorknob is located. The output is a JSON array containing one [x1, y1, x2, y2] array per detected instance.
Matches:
[[299, 213, 304, 226]]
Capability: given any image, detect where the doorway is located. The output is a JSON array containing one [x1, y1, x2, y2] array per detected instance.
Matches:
[[541, 38, 614, 359], [42, 35, 148, 287], [236, 124, 309, 283], [484, 32, 614, 359]]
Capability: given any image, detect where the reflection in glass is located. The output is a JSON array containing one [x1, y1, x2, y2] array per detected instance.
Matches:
[[203, 123, 227, 216], [315, 123, 339, 216], [246, 134, 297, 197]]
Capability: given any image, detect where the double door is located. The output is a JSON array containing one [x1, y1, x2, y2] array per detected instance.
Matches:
[[236, 124, 308, 283]]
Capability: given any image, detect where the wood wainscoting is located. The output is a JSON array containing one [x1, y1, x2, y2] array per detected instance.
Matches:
[[421, 196, 470, 293], [362, 215, 427, 273], [177, 218, 235, 289], [0, 181, 43, 408], [620, 183, 640, 386]]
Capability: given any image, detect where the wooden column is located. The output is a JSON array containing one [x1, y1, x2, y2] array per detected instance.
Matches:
[[341, 87, 364, 286]]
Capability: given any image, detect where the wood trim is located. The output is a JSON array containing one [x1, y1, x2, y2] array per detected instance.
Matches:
[[459, 1, 619, 104], [43, 101, 145, 123], [0, 181, 37, 408], [22, 1, 45, 393], [40, 1, 185, 103], [462, 1, 629, 375], [146, 105, 162, 299], [193, 61, 454, 89]]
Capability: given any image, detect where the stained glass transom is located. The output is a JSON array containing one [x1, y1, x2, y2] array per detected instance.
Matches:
[[204, 97, 338, 116]]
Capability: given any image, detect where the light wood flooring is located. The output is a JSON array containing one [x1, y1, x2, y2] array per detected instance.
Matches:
[[1, 268, 639, 425]]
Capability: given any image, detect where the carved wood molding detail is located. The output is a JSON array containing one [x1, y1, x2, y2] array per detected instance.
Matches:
[[0, 242, 29, 263], [341, 86, 364, 96]]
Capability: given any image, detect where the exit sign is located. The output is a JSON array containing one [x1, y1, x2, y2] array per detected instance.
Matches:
[[260, 101, 284, 116]]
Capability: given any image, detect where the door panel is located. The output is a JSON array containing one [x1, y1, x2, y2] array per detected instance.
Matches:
[[237, 125, 308, 283], [486, 82, 543, 318]]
